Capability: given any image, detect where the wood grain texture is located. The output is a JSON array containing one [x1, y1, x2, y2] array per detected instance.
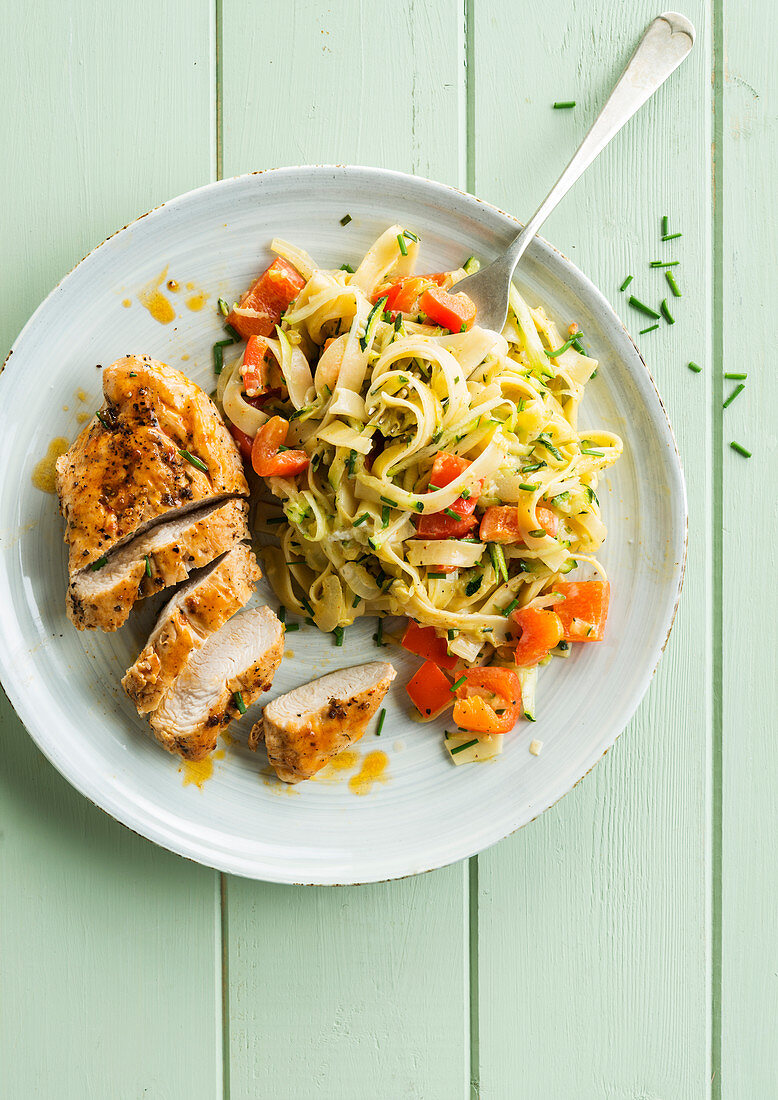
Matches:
[[221, 3, 470, 1097], [0, 4, 222, 1098], [472, 3, 712, 1096], [720, 12, 778, 1097]]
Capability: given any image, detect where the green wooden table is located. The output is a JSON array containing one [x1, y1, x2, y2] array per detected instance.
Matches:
[[1, 2, 774, 1096]]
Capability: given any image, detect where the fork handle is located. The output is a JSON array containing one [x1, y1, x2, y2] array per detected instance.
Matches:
[[504, 12, 695, 271]]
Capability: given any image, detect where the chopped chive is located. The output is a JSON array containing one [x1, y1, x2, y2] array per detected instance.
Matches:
[[347, 450, 357, 477], [333, 626, 345, 646], [397, 233, 408, 256], [650, 260, 680, 268], [723, 383, 745, 409], [528, 529, 546, 538], [534, 434, 563, 461], [278, 605, 286, 623], [519, 482, 536, 492], [381, 505, 391, 528], [217, 297, 230, 317], [415, 501, 424, 513], [501, 597, 520, 617], [660, 299, 675, 325], [619, 275, 633, 291], [144, 554, 152, 578], [640, 324, 660, 335], [379, 495, 395, 507], [352, 593, 361, 608], [353, 512, 370, 526], [128, 372, 137, 378], [662, 232, 682, 241], [224, 322, 243, 342], [544, 333, 582, 357], [580, 442, 605, 456], [340, 263, 355, 273], [212, 338, 234, 375], [661, 215, 669, 237], [233, 692, 247, 714], [553, 101, 576, 109], [488, 542, 509, 583], [521, 461, 546, 474], [95, 411, 110, 429], [178, 449, 208, 474], [665, 271, 682, 297], [450, 675, 467, 692], [628, 295, 661, 319], [340, 214, 352, 226], [450, 738, 479, 755], [91, 555, 107, 571], [428, 571, 448, 579], [447, 629, 456, 640], [724, 372, 746, 380], [374, 618, 385, 647], [375, 709, 386, 736], [267, 516, 286, 524], [444, 508, 461, 520], [403, 229, 419, 242], [285, 623, 300, 632], [688, 361, 702, 373], [730, 441, 751, 458], [465, 575, 482, 596]]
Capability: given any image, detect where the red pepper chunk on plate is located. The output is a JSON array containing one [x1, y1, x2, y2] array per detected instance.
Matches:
[[452, 667, 522, 735], [251, 416, 309, 478], [401, 620, 459, 671], [406, 660, 454, 720], [227, 257, 305, 340], [419, 286, 477, 332], [479, 504, 560, 544], [510, 606, 563, 667], [414, 452, 483, 540], [551, 580, 610, 641]]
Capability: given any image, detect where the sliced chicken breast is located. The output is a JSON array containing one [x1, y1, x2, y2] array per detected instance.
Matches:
[[121, 543, 260, 714], [67, 498, 250, 632], [150, 606, 284, 761], [255, 661, 396, 783], [55, 355, 248, 574]]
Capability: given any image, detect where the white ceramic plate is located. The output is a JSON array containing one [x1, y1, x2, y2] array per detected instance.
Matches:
[[0, 166, 686, 884]]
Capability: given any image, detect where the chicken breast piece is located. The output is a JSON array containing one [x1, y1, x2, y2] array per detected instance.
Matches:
[[255, 662, 396, 783], [150, 606, 284, 761], [121, 543, 260, 714], [55, 355, 248, 574], [67, 498, 250, 632]]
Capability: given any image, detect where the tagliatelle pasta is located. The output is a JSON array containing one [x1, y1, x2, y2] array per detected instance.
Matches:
[[218, 224, 622, 668]]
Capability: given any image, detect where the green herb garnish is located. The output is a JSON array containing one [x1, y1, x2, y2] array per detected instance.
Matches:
[[397, 233, 408, 256], [144, 555, 152, 578], [353, 512, 370, 526], [723, 384, 745, 409], [519, 483, 536, 492], [665, 271, 682, 297], [619, 275, 633, 291], [376, 709, 386, 736], [553, 101, 576, 109], [450, 675, 467, 692], [333, 626, 345, 646], [725, 372, 746, 380], [91, 555, 107, 571], [465, 575, 483, 596], [233, 692, 247, 714], [687, 362, 702, 373], [660, 299, 675, 325], [730, 441, 751, 458], [340, 214, 352, 226], [178, 449, 208, 474], [488, 543, 508, 583], [450, 739, 479, 755], [628, 296, 661, 319], [212, 337, 234, 375], [639, 324, 659, 335]]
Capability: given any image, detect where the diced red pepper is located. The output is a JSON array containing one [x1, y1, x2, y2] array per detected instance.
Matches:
[[228, 423, 254, 464], [406, 660, 454, 720], [372, 272, 448, 313], [452, 667, 522, 734], [401, 621, 458, 671], [510, 606, 563, 667], [240, 336, 269, 397], [227, 258, 305, 340], [479, 504, 559, 544], [415, 512, 478, 540], [419, 286, 477, 332], [551, 580, 610, 642], [251, 416, 309, 478]]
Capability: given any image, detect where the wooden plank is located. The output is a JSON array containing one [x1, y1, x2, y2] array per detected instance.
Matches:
[[0, 4, 222, 1098], [472, 4, 712, 1096], [719, 11, 778, 1097], [220, 3, 470, 1097]]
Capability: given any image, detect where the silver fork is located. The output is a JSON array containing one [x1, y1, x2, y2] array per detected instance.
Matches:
[[453, 11, 695, 332]]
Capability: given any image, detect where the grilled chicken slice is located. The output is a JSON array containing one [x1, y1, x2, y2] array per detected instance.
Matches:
[[55, 355, 248, 574], [121, 543, 260, 714], [254, 662, 396, 783], [150, 606, 284, 761], [67, 498, 249, 631]]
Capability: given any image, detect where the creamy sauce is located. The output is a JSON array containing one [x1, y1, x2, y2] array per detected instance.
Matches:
[[186, 291, 209, 312], [348, 751, 389, 796], [284, 649, 295, 659], [186, 281, 195, 291], [220, 729, 234, 747], [328, 749, 360, 772], [121, 298, 131, 308], [213, 749, 226, 761], [62, 405, 69, 412], [32, 437, 69, 493], [180, 756, 213, 787], [76, 388, 89, 403], [138, 267, 176, 324], [76, 412, 89, 424], [181, 353, 190, 362]]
